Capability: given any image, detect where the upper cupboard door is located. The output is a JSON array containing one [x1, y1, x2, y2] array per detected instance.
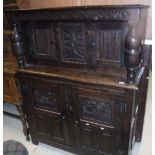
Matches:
[[89, 22, 128, 66], [26, 21, 61, 63], [60, 22, 90, 64]]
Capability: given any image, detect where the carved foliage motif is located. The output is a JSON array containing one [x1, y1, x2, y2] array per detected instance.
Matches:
[[15, 9, 133, 21], [62, 23, 86, 62], [80, 96, 113, 124], [33, 89, 57, 109]]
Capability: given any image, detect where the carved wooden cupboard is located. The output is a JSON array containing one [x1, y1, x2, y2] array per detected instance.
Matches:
[[7, 5, 151, 155]]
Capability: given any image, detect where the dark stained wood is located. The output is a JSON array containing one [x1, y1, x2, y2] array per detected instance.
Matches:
[[135, 44, 151, 142], [8, 5, 150, 155], [8, 5, 148, 83]]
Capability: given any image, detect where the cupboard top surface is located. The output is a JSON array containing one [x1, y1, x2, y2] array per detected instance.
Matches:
[[16, 65, 144, 90], [6, 4, 149, 12]]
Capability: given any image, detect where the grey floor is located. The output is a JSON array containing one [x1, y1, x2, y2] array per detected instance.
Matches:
[[3, 73, 152, 155]]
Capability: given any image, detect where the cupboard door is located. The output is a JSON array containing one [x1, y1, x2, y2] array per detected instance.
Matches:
[[73, 88, 116, 154], [60, 22, 90, 64], [19, 76, 73, 148], [34, 108, 71, 147]]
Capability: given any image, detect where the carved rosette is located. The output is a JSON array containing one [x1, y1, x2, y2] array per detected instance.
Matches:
[[124, 24, 142, 83], [11, 23, 25, 67]]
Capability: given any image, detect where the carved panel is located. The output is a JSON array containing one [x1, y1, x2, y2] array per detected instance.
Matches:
[[79, 96, 113, 124], [97, 29, 122, 62], [14, 8, 138, 22], [61, 23, 87, 63], [79, 120, 115, 154], [27, 22, 59, 59], [33, 89, 57, 109]]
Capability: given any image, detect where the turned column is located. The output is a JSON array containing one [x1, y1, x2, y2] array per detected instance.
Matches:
[[124, 24, 142, 84], [11, 23, 25, 68]]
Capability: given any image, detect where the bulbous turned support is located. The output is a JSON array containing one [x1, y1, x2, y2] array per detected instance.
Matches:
[[124, 25, 142, 84], [11, 23, 25, 67]]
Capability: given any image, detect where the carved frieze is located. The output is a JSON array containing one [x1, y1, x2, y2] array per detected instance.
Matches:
[[14, 8, 139, 22]]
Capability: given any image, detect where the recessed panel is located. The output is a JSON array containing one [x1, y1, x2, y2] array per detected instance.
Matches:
[[27, 22, 59, 59], [62, 23, 87, 63]]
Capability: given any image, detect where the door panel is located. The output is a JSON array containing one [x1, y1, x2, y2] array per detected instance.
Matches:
[[34, 108, 69, 145], [19, 76, 72, 147], [73, 88, 116, 154], [77, 119, 115, 155]]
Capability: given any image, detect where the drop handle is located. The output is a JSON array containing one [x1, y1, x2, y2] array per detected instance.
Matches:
[[100, 127, 105, 130], [75, 120, 79, 124], [60, 111, 66, 120]]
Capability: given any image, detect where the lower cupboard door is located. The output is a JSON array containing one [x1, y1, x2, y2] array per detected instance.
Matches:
[[76, 120, 115, 155], [34, 108, 72, 148]]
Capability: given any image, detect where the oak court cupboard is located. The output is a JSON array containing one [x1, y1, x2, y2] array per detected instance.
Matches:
[[6, 5, 151, 155]]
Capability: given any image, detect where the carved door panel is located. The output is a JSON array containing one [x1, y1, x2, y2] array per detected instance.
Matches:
[[60, 22, 90, 64], [75, 88, 115, 126], [19, 76, 73, 148], [73, 88, 116, 154]]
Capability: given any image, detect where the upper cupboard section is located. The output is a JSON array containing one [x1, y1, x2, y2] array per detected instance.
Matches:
[[25, 21, 127, 66]]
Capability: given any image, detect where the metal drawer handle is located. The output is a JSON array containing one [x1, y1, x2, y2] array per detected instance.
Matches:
[[75, 120, 79, 124]]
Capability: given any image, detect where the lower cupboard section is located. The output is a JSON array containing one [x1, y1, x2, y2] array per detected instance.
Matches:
[[17, 74, 136, 155]]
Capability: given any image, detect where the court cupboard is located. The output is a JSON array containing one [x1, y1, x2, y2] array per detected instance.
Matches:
[[7, 5, 151, 155]]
